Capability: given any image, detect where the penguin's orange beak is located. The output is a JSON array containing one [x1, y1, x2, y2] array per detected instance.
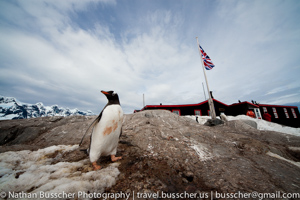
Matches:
[[101, 90, 109, 95]]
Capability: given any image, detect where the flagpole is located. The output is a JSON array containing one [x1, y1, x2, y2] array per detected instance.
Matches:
[[202, 82, 207, 100], [196, 37, 216, 119]]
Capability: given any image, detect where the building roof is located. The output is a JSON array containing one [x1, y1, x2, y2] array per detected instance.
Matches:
[[138, 99, 298, 112], [230, 101, 259, 108], [141, 99, 263, 110], [141, 98, 229, 111], [258, 104, 298, 108]]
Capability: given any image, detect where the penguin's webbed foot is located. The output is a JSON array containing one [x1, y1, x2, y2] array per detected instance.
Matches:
[[111, 155, 122, 162], [92, 161, 101, 170]]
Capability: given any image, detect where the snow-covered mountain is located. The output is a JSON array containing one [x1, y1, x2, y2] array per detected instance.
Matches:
[[0, 95, 94, 120]]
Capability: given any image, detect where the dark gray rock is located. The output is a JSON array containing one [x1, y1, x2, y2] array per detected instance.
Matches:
[[241, 119, 258, 129], [204, 118, 224, 126]]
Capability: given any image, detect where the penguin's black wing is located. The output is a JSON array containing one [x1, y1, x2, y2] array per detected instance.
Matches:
[[79, 108, 104, 146]]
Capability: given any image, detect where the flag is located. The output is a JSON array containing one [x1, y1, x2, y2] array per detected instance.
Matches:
[[199, 45, 215, 70]]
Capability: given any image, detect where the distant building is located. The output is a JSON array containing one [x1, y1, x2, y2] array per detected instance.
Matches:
[[228, 101, 261, 119], [135, 99, 300, 128], [136, 99, 228, 117], [259, 104, 299, 128]]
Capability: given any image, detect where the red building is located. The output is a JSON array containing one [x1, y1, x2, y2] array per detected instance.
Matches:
[[259, 104, 299, 128], [135, 99, 300, 128], [137, 99, 228, 117]]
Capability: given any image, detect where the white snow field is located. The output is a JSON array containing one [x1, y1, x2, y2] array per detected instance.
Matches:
[[0, 145, 120, 200], [185, 115, 300, 137]]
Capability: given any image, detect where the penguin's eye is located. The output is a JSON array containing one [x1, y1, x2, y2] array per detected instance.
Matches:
[[112, 93, 115, 96]]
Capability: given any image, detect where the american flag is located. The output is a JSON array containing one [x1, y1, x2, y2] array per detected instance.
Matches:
[[199, 45, 215, 70]]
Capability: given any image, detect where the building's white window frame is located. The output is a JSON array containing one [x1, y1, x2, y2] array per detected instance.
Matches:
[[254, 108, 262, 119], [291, 108, 297, 118], [263, 107, 267, 113], [272, 107, 278, 118], [194, 110, 202, 116], [283, 108, 289, 118], [172, 109, 181, 116]]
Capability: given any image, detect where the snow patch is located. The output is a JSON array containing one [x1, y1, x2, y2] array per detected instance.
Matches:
[[0, 114, 19, 120], [227, 115, 300, 137], [0, 145, 120, 199], [187, 137, 214, 161], [190, 144, 213, 161], [185, 115, 211, 125], [184, 115, 300, 137], [147, 143, 158, 156]]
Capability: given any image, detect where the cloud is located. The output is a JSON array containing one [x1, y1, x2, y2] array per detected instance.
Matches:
[[202, 0, 300, 103], [1, 1, 191, 113], [0, 0, 300, 114]]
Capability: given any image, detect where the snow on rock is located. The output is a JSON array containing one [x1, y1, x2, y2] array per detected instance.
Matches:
[[0, 145, 120, 199], [190, 143, 213, 161], [185, 115, 211, 125], [227, 115, 300, 137], [184, 115, 300, 137], [186, 137, 214, 161], [0, 114, 19, 120], [267, 151, 300, 168]]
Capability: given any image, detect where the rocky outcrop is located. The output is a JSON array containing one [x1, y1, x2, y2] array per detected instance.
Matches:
[[0, 116, 93, 149], [118, 110, 300, 195], [0, 110, 300, 197]]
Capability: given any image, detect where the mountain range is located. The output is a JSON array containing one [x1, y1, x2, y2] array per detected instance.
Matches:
[[0, 95, 94, 120]]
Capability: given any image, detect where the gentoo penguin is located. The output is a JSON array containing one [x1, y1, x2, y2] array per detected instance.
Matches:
[[79, 90, 123, 170]]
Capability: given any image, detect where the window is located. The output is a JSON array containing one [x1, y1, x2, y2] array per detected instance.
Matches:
[[194, 110, 202, 116], [172, 109, 180, 115], [254, 108, 261, 119], [272, 107, 278, 118], [291, 108, 297, 118], [263, 107, 267, 113], [283, 108, 289, 118]]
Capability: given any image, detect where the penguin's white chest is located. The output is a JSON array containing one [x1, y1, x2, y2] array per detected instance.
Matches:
[[89, 105, 123, 162]]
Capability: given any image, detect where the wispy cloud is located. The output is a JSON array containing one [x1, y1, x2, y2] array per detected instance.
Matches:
[[0, 0, 299, 113]]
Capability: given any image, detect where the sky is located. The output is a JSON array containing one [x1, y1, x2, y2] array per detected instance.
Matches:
[[0, 0, 300, 114]]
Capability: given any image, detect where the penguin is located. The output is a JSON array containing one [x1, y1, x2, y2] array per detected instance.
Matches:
[[79, 90, 123, 170]]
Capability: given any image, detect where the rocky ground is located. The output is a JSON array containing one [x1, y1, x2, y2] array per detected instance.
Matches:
[[0, 110, 300, 199]]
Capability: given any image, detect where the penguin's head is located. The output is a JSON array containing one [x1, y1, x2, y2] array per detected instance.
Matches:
[[101, 90, 120, 105]]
